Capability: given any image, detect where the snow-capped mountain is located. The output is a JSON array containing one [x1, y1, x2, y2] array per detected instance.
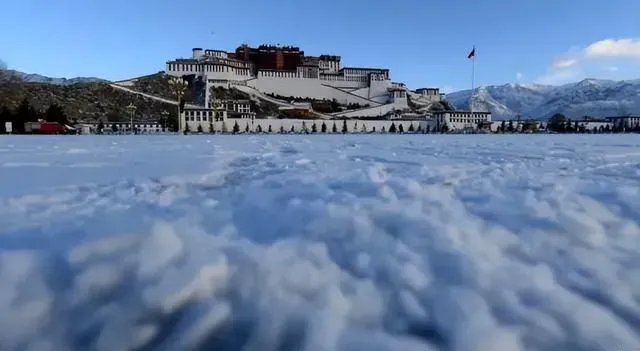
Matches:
[[446, 78, 640, 120], [1, 69, 106, 85]]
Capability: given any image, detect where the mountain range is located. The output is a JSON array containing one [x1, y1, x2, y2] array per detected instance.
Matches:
[[446, 78, 640, 120], [2, 69, 639, 120], [3, 69, 106, 85]]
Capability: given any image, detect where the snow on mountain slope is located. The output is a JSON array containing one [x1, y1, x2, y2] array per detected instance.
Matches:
[[446, 79, 640, 120]]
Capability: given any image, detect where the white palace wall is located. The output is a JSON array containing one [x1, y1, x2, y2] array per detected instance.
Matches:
[[247, 76, 377, 106], [184, 118, 425, 134]]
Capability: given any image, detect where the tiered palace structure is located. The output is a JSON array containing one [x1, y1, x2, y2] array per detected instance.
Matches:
[[166, 44, 444, 118]]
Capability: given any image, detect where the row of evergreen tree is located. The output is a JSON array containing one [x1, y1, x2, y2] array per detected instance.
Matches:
[[0, 99, 69, 134], [545, 113, 639, 133], [185, 119, 439, 134]]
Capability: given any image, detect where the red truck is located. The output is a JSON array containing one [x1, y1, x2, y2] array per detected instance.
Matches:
[[25, 121, 69, 134]]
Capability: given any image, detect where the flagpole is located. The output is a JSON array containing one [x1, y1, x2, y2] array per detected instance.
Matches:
[[470, 45, 475, 113]]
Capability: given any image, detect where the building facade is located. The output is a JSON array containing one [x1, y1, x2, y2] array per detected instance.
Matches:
[[183, 99, 254, 131], [414, 88, 443, 103], [606, 115, 640, 129], [431, 111, 492, 131], [165, 44, 408, 118]]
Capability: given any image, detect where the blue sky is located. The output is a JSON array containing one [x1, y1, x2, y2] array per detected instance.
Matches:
[[1, 0, 639, 92]]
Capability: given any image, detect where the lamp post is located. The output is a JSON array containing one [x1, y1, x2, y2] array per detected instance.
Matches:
[[168, 77, 188, 134], [126, 103, 137, 135], [160, 110, 169, 132]]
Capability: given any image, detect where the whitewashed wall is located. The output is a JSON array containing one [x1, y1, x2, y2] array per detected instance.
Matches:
[[184, 118, 427, 134], [247, 77, 376, 106], [335, 104, 397, 118]]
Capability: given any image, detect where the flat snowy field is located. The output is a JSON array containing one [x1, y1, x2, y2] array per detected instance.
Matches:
[[0, 134, 639, 351]]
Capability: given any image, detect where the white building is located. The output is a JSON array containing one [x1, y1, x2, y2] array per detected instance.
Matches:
[[606, 115, 640, 129], [88, 122, 165, 134], [166, 46, 411, 118], [431, 111, 492, 132], [414, 88, 443, 103], [183, 99, 255, 131]]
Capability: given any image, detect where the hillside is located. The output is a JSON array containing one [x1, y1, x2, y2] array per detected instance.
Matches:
[[4, 69, 106, 85], [446, 78, 640, 119], [0, 71, 282, 122], [118, 73, 282, 116], [0, 71, 175, 122]]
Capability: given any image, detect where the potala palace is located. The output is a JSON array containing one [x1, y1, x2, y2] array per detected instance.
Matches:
[[163, 44, 492, 131]]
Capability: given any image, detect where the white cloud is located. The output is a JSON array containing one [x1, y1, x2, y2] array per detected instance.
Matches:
[[535, 37, 640, 85], [552, 57, 578, 69], [535, 67, 581, 85], [584, 38, 640, 58]]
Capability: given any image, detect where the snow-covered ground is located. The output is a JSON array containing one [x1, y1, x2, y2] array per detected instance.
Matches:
[[0, 134, 639, 351]]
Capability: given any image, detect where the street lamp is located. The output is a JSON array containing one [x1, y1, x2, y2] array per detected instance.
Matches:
[[160, 110, 169, 132], [126, 103, 137, 135], [168, 77, 188, 133]]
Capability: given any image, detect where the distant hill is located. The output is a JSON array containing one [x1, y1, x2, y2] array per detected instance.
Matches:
[[4, 69, 106, 85], [446, 78, 640, 120], [0, 70, 175, 122]]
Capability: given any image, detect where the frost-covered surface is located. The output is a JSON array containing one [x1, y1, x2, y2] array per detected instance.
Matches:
[[0, 134, 639, 351]]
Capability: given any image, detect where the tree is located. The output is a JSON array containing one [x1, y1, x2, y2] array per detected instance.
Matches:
[[233, 121, 240, 134], [245, 124, 250, 133], [441, 123, 449, 133], [398, 124, 404, 133], [548, 113, 567, 133], [361, 123, 367, 133], [185, 123, 191, 133], [289, 125, 295, 133], [321, 122, 327, 133], [257, 125, 263, 133], [0, 107, 12, 133], [209, 122, 214, 133], [221, 122, 228, 133], [279, 125, 285, 133], [389, 123, 397, 133], [500, 120, 506, 133], [112, 124, 118, 133], [381, 126, 386, 133], [372, 126, 376, 133], [97, 120, 105, 134], [507, 120, 514, 132], [268, 125, 272, 133], [342, 119, 348, 133], [408, 123, 415, 133], [13, 98, 36, 133], [353, 121, 358, 132], [197, 124, 204, 133], [311, 123, 317, 133], [302, 121, 308, 133], [44, 104, 68, 125], [578, 123, 586, 134], [332, 122, 337, 133], [426, 125, 431, 134]]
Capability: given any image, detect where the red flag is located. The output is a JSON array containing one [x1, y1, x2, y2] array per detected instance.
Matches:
[[467, 47, 476, 59]]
